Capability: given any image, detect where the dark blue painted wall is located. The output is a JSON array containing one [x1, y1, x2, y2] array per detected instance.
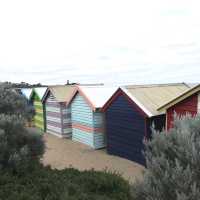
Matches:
[[147, 114, 166, 140], [105, 94, 146, 165]]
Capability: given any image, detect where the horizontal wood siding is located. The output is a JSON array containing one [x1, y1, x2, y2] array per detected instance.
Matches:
[[61, 103, 72, 137], [46, 94, 72, 137], [93, 132, 105, 149], [72, 128, 94, 147], [34, 99, 45, 131], [93, 111, 105, 148], [46, 94, 62, 135], [167, 94, 198, 130], [105, 94, 146, 165], [71, 94, 105, 149]]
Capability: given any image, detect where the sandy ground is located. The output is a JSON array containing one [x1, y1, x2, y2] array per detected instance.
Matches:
[[42, 133, 145, 183]]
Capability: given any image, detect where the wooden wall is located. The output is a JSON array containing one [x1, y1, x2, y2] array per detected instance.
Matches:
[[167, 94, 198, 130], [46, 93, 72, 137], [33, 94, 45, 131], [71, 93, 105, 149], [105, 93, 146, 165]]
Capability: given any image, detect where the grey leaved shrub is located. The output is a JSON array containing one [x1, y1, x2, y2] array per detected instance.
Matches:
[[0, 114, 45, 172], [132, 114, 200, 200], [0, 85, 45, 173]]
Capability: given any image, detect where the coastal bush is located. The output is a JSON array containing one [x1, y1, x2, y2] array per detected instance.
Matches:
[[0, 114, 44, 172], [0, 166, 131, 200], [132, 115, 200, 200]]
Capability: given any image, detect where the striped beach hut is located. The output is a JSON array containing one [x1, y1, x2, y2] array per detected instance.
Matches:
[[42, 85, 76, 138], [102, 83, 190, 165], [158, 83, 200, 130], [30, 87, 47, 131], [68, 85, 117, 149]]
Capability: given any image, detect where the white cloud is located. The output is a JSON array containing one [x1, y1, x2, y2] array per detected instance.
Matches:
[[0, 0, 200, 84]]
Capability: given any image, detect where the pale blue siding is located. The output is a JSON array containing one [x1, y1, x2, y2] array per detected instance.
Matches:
[[72, 128, 94, 147], [71, 93, 105, 149], [93, 132, 105, 149], [93, 112, 104, 128], [71, 94, 93, 126]]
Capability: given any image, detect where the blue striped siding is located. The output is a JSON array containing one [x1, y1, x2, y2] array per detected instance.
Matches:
[[93, 133, 106, 149], [71, 95, 93, 126], [71, 93, 105, 149], [93, 112, 104, 127], [72, 128, 94, 147], [71, 95, 103, 127]]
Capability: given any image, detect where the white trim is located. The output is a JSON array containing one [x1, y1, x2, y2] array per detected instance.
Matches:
[[121, 87, 153, 117]]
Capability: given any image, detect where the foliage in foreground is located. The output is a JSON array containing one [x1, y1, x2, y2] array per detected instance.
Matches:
[[0, 165, 131, 200], [0, 85, 32, 119], [132, 115, 200, 200], [0, 114, 45, 172], [0, 84, 130, 200], [0, 85, 44, 172]]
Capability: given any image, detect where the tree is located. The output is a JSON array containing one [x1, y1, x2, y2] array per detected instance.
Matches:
[[0, 115, 44, 171], [132, 115, 200, 200], [0, 85, 45, 172], [0, 85, 30, 118]]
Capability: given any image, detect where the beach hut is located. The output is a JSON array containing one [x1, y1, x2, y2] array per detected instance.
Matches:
[[20, 88, 34, 126], [102, 83, 190, 165], [20, 88, 33, 100], [42, 85, 76, 138], [30, 87, 47, 131], [68, 85, 117, 149], [158, 84, 200, 130]]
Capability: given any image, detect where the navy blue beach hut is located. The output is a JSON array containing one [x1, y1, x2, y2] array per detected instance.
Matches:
[[102, 83, 190, 165]]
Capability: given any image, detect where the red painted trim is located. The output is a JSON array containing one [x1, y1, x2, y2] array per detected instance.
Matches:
[[66, 86, 96, 111], [101, 88, 148, 117], [72, 123, 104, 133], [101, 88, 121, 112]]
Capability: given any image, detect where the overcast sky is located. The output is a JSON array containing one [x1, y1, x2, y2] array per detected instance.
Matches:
[[0, 0, 200, 85]]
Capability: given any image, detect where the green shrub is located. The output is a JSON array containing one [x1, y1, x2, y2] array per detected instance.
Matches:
[[0, 85, 131, 200], [132, 115, 200, 200], [0, 114, 45, 172], [0, 166, 131, 200], [0, 85, 45, 172]]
